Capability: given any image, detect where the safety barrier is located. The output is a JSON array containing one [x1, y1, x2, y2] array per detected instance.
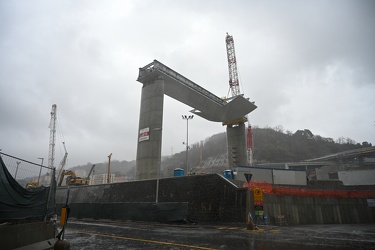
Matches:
[[243, 180, 375, 198]]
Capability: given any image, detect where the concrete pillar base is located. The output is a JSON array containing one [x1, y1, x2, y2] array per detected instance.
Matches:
[[135, 76, 164, 180], [226, 122, 247, 168]]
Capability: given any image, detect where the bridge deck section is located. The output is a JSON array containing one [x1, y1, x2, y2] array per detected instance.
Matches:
[[137, 60, 256, 122]]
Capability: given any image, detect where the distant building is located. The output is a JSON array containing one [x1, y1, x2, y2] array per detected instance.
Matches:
[[113, 176, 125, 183], [90, 174, 115, 185]]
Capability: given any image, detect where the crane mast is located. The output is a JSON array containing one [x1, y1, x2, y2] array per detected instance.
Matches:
[[48, 104, 57, 170], [225, 33, 254, 166], [225, 33, 241, 97], [56, 142, 68, 183]]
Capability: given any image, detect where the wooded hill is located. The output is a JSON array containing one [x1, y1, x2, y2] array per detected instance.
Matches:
[[162, 126, 372, 169], [70, 126, 372, 177]]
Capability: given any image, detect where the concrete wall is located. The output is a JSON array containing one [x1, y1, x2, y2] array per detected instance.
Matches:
[[316, 165, 347, 180], [56, 174, 374, 225], [273, 169, 307, 185], [263, 194, 374, 225], [338, 169, 375, 185], [1, 221, 55, 250], [56, 174, 248, 223], [236, 166, 273, 183], [56, 202, 188, 222], [236, 166, 307, 185]]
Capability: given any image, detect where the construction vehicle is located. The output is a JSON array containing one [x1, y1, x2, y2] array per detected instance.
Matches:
[[58, 165, 96, 186], [58, 170, 86, 186], [67, 175, 89, 186], [25, 182, 39, 189], [69, 164, 95, 185], [58, 170, 76, 186], [86, 164, 95, 182], [56, 142, 68, 186]]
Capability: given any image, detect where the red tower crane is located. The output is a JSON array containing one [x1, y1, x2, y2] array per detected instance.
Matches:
[[225, 33, 254, 165], [225, 33, 241, 97]]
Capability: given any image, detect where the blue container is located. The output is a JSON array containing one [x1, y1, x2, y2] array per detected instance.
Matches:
[[223, 170, 234, 179], [174, 168, 184, 177]]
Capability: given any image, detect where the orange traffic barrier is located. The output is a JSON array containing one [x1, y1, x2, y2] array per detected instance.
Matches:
[[243, 181, 375, 198]]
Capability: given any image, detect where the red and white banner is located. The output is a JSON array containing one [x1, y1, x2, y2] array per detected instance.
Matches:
[[139, 127, 150, 142]]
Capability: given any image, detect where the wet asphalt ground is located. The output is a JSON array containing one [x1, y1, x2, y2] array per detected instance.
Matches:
[[60, 219, 375, 249]]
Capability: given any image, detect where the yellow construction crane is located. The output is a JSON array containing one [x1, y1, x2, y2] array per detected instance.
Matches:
[[56, 142, 68, 186]]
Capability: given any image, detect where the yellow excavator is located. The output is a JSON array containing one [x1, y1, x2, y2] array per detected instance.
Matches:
[[58, 165, 95, 186], [58, 170, 76, 186], [25, 182, 39, 189]]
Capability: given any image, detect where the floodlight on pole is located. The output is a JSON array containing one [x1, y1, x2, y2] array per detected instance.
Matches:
[[153, 127, 162, 203], [182, 115, 194, 175], [37, 157, 44, 185], [15, 161, 21, 179]]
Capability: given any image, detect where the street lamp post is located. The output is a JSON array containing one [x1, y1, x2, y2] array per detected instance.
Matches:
[[153, 127, 162, 203], [15, 161, 21, 179], [107, 153, 112, 184], [37, 157, 44, 185], [182, 115, 194, 175]]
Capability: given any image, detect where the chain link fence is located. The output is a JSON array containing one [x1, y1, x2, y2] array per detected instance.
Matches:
[[0, 152, 54, 188]]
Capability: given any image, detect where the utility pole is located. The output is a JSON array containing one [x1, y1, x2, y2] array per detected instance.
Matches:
[[37, 157, 44, 185], [153, 127, 162, 203], [182, 115, 193, 175], [107, 153, 112, 184], [15, 161, 21, 179]]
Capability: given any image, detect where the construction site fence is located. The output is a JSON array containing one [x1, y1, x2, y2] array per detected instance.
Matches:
[[0, 152, 54, 188]]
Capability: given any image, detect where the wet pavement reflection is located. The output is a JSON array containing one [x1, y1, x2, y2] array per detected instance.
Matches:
[[62, 219, 375, 249]]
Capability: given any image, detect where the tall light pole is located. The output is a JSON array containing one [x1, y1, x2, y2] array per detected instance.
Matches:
[[154, 127, 162, 203], [107, 153, 112, 184], [15, 161, 21, 179], [182, 115, 194, 175], [37, 157, 44, 185]]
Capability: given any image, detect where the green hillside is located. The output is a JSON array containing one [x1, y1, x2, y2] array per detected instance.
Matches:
[[70, 126, 372, 178]]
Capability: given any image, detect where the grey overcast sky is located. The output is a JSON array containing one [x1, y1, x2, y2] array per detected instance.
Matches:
[[1, 0, 374, 168]]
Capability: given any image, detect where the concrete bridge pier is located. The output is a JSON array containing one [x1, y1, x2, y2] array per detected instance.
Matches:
[[136, 60, 257, 180], [227, 122, 247, 168], [135, 75, 164, 180]]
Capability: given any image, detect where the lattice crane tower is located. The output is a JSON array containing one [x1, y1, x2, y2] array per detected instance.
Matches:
[[225, 33, 254, 166], [225, 33, 241, 97], [48, 104, 57, 170]]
